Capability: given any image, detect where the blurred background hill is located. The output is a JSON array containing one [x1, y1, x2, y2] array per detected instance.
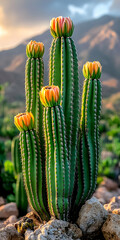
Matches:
[[0, 15, 120, 112]]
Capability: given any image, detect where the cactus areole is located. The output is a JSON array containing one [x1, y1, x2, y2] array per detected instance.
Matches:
[[14, 16, 102, 222]]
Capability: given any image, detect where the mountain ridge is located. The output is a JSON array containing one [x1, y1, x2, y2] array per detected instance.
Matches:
[[0, 15, 120, 109]]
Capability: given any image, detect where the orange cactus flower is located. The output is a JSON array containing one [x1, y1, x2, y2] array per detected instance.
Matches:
[[26, 40, 44, 58], [14, 112, 34, 131], [50, 16, 74, 38], [40, 85, 60, 107], [83, 61, 102, 80]]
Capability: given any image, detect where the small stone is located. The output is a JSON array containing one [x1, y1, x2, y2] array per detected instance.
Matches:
[[0, 202, 18, 219], [112, 208, 120, 215], [104, 196, 120, 214], [21, 211, 41, 227], [100, 177, 118, 191], [4, 215, 17, 224], [0, 224, 24, 240], [94, 186, 116, 203], [25, 229, 34, 240], [0, 197, 5, 206], [37, 219, 82, 240], [76, 197, 108, 234], [102, 214, 120, 240]]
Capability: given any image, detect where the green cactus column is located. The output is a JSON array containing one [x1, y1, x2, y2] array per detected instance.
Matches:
[[73, 61, 102, 216], [11, 136, 28, 216], [49, 17, 80, 200], [25, 40, 47, 208], [14, 112, 50, 221], [40, 86, 70, 221]]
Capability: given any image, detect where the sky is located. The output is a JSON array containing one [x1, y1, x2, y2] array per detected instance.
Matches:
[[0, 0, 120, 51]]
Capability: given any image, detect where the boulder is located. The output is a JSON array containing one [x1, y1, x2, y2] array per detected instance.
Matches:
[[0, 224, 23, 240], [104, 196, 120, 214], [0, 202, 18, 219], [25, 219, 82, 240], [102, 214, 120, 240], [94, 186, 119, 203], [77, 197, 108, 234], [100, 177, 118, 191], [0, 197, 5, 206], [4, 215, 17, 224]]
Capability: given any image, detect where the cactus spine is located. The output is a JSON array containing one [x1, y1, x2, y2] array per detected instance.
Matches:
[[49, 17, 80, 200], [11, 136, 28, 216]]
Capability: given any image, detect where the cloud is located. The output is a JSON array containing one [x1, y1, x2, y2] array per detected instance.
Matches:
[[93, 0, 113, 18]]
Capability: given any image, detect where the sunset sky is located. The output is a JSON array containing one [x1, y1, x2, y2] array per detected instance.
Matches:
[[0, 0, 120, 51]]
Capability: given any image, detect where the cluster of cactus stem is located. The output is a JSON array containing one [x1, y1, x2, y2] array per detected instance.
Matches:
[[14, 16, 102, 222], [11, 136, 28, 216]]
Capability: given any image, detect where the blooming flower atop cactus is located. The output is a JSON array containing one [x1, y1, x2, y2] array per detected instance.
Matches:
[[83, 61, 102, 80], [26, 40, 44, 58], [14, 112, 34, 131], [50, 16, 74, 37], [40, 85, 60, 107]]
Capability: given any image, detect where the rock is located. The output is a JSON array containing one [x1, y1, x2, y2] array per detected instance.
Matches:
[[0, 224, 24, 240], [104, 196, 120, 214], [0, 202, 18, 219], [25, 211, 41, 226], [100, 177, 118, 191], [94, 186, 118, 203], [25, 229, 34, 240], [26, 219, 82, 240], [102, 214, 120, 240], [77, 197, 108, 234], [0, 197, 5, 206], [112, 208, 120, 215], [4, 215, 17, 224]]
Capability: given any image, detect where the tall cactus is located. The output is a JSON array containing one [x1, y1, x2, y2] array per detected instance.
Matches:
[[40, 86, 70, 221], [14, 113, 50, 221], [72, 61, 102, 217], [14, 16, 103, 223], [11, 136, 28, 216], [49, 17, 80, 199]]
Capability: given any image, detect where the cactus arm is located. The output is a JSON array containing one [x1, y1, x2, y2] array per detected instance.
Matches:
[[49, 39, 56, 85], [96, 80, 102, 165], [70, 38, 80, 146], [46, 108, 59, 218], [43, 108, 51, 214], [11, 136, 22, 174], [77, 79, 91, 206], [20, 132, 37, 215], [35, 58, 43, 134], [54, 106, 65, 220], [45, 107, 58, 217], [16, 173, 28, 216], [65, 37, 75, 197], [25, 58, 31, 111], [51, 38, 61, 87], [84, 79, 95, 199], [20, 130, 49, 220], [30, 59, 36, 116], [61, 37, 66, 111], [55, 106, 70, 220]]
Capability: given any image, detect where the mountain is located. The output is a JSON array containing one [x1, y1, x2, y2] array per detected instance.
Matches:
[[0, 15, 120, 110]]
